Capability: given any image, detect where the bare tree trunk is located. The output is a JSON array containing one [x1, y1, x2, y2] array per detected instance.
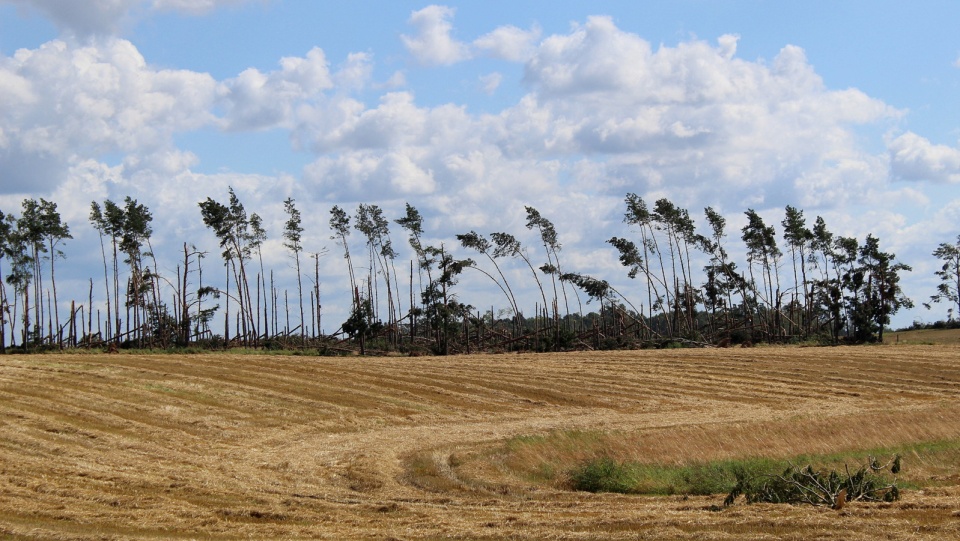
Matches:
[[87, 278, 93, 341], [112, 238, 121, 344], [262, 272, 269, 338], [410, 261, 416, 342], [314, 254, 321, 338], [271, 270, 277, 338], [48, 240, 61, 348], [69, 300, 75, 347], [181, 243, 190, 346], [46, 290, 53, 347], [0, 268, 6, 353], [295, 251, 304, 341], [225, 264, 231, 343]]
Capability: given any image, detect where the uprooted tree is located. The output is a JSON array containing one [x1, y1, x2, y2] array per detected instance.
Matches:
[[724, 455, 902, 508]]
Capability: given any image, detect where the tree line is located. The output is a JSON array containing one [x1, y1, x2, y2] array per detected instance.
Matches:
[[1, 191, 958, 354]]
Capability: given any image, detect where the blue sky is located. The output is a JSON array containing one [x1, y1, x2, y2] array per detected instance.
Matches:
[[2, 0, 960, 331]]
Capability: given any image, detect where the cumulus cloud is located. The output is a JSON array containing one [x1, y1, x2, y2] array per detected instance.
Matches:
[[3, 0, 141, 37], [888, 132, 960, 183], [218, 47, 333, 131], [333, 52, 373, 90], [3, 8, 949, 329], [401, 5, 470, 66], [0, 38, 216, 191], [304, 151, 436, 200], [474, 23, 541, 62], [295, 91, 475, 155], [3, 0, 260, 37], [1, 12, 907, 221], [478, 72, 502, 95], [511, 16, 900, 209]]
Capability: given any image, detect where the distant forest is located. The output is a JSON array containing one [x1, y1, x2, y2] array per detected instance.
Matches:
[[1, 190, 959, 354]]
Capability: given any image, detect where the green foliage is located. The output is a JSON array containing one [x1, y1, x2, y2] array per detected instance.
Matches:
[[198, 187, 253, 262], [419, 246, 473, 355], [0, 190, 953, 354], [724, 455, 902, 507], [565, 449, 907, 503], [569, 457, 638, 493], [569, 456, 779, 496], [282, 197, 303, 252], [342, 296, 382, 340], [927, 235, 960, 321], [607, 237, 644, 279]]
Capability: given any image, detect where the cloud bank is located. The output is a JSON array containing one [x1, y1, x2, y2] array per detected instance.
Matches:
[[0, 4, 953, 328]]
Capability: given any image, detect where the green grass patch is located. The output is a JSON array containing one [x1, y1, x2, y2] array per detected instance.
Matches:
[[500, 430, 960, 496], [569, 456, 782, 495]]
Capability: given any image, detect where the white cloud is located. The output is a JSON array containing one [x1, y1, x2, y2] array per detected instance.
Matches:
[[218, 47, 333, 131], [3, 0, 141, 36], [305, 150, 437, 199], [474, 23, 541, 62], [793, 155, 890, 208], [3, 0, 259, 37], [1, 10, 949, 330], [381, 70, 407, 89], [333, 52, 373, 90], [888, 132, 960, 183], [0, 38, 217, 192], [401, 5, 470, 66], [479, 72, 502, 95], [51, 158, 122, 222], [509, 17, 901, 211], [1, 14, 906, 222], [295, 91, 477, 155]]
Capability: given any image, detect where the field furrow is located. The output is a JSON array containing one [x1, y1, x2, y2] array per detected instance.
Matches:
[[0, 345, 958, 540]]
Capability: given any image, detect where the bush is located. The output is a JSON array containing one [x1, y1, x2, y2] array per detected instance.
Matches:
[[568, 456, 777, 496], [569, 457, 637, 493]]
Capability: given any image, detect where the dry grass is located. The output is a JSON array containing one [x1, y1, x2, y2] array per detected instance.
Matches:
[[0, 345, 959, 539], [885, 327, 960, 345]]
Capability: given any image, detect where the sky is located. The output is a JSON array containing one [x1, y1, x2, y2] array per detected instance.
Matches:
[[1, 0, 960, 333]]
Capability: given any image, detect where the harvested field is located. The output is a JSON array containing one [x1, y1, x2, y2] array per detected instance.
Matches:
[[885, 327, 960, 346], [1, 346, 959, 540]]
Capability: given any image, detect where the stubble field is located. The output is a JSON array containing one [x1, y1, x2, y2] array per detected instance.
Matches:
[[1, 345, 959, 540]]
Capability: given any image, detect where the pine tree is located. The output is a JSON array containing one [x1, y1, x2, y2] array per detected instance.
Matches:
[[396, 203, 435, 340], [248, 212, 267, 340], [525, 206, 570, 325], [927, 235, 960, 321], [282, 198, 305, 340], [853, 235, 912, 342], [329, 205, 357, 310], [490, 231, 549, 320], [456, 231, 519, 320], [198, 187, 257, 344], [741, 210, 783, 339], [782, 205, 813, 336], [118, 197, 152, 346]]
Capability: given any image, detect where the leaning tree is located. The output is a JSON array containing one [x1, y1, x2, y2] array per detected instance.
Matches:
[[927, 235, 960, 321]]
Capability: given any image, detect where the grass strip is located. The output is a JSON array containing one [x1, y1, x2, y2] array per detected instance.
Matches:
[[501, 432, 960, 496]]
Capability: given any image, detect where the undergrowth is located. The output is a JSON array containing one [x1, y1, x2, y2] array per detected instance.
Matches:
[[568, 456, 782, 496], [508, 435, 960, 498], [723, 455, 901, 507]]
